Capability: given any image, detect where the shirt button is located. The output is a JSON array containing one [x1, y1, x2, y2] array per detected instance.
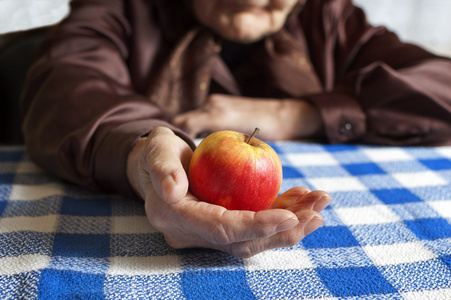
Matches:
[[339, 122, 353, 136]]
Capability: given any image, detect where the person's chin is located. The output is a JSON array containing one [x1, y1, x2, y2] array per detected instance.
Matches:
[[219, 20, 274, 43]]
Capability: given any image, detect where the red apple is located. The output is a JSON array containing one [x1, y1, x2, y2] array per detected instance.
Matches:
[[188, 128, 283, 212]]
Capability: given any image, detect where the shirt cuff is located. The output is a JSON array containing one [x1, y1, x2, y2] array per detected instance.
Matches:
[[93, 119, 194, 200], [306, 92, 367, 144]]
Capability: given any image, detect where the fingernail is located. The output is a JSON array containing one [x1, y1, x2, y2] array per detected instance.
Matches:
[[313, 196, 332, 211], [276, 217, 299, 232], [304, 215, 324, 236]]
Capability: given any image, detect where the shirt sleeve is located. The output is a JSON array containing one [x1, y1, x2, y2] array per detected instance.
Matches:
[[21, 0, 192, 199], [301, 0, 451, 146]]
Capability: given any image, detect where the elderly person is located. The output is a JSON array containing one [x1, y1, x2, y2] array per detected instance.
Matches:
[[21, 0, 451, 257]]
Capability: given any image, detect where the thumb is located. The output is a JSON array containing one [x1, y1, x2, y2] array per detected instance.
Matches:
[[154, 163, 189, 204], [145, 127, 192, 204]]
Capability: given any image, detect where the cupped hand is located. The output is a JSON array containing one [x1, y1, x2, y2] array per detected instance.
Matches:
[[171, 94, 323, 141], [127, 127, 331, 258], [145, 187, 330, 258]]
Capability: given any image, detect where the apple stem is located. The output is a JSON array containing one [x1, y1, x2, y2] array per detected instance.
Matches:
[[246, 128, 260, 144]]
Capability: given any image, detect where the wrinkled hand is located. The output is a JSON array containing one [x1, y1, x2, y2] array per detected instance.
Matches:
[[172, 94, 323, 141], [127, 127, 331, 258]]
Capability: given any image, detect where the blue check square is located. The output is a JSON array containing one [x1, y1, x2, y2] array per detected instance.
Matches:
[[60, 196, 111, 216], [420, 158, 451, 171], [38, 269, 106, 299], [316, 266, 396, 297], [324, 144, 357, 152], [0, 150, 23, 162], [0, 174, 14, 185], [372, 188, 422, 204], [0, 199, 7, 215], [405, 218, 451, 240], [343, 163, 386, 176], [282, 166, 303, 179], [52, 234, 110, 258], [302, 225, 360, 249], [181, 269, 255, 300]]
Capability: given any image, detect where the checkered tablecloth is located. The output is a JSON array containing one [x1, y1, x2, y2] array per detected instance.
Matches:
[[1, 142, 451, 299]]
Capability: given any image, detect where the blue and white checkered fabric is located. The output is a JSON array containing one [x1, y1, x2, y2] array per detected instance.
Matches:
[[1, 143, 451, 299]]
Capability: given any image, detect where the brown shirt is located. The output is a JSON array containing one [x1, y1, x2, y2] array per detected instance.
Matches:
[[21, 0, 451, 198]]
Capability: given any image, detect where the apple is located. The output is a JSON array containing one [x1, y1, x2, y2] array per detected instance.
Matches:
[[188, 128, 283, 212]]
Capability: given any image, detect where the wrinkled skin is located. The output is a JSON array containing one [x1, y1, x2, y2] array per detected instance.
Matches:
[[172, 94, 323, 141], [127, 128, 330, 258]]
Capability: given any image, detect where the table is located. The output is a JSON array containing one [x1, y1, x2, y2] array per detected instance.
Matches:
[[1, 142, 451, 299]]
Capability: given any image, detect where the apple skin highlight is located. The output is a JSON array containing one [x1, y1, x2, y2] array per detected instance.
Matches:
[[188, 130, 283, 212]]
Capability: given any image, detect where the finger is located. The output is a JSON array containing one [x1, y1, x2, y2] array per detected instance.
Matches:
[[172, 110, 220, 139], [271, 186, 311, 209], [311, 191, 332, 211], [217, 211, 324, 258], [171, 112, 198, 139], [172, 95, 238, 137], [290, 190, 332, 212], [145, 127, 192, 204]]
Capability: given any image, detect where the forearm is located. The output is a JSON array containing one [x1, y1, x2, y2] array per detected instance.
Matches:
[[21, 65, 172, 197], [305, 58, 451, 146]]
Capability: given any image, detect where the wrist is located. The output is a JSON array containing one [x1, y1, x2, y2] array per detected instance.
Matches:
[[281, 99, 324, 139], [126, 136, 148, 200]]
